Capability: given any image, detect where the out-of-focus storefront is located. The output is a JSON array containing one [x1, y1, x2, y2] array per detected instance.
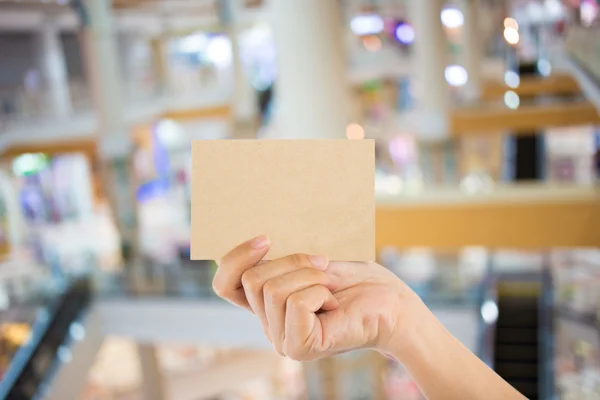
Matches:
[[6, 149, 120, 272], [166, 24, 277, 99]]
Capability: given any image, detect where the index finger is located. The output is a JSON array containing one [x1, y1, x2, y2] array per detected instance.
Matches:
[[212, 235, 270, 310]]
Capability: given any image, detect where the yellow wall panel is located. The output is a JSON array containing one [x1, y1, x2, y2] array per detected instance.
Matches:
[[376, 199, 600, 250]]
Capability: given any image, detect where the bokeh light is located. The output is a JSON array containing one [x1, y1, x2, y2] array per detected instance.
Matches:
[[504, 90, 520, 109], [441, 7, 464, 28], [206, 36, 232, 68], [537, 59, 552, 76], [444, 65, 468, 87], [363, 36, 382, 52], [178, 33, 209, 54], [481, 300, 499, 324], [581, 0, 599, 26], [503, 27, 520, 45], [346, 123, 365, 140], [395, 23, 415, 44], [544, 0, 563, 19], [504, 70, 521, 89], [351, 15, 384, 36], [503, 17, 519, 30]]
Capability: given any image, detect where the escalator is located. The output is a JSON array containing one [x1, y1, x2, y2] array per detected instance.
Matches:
[[0, 278, 93, 400], [494, 292, 540, 399], [480, 270, 555, 400], [478, 268, 557, 400]]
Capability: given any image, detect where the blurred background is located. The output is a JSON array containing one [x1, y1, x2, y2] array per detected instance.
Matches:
[[0, 0, 598, 398]]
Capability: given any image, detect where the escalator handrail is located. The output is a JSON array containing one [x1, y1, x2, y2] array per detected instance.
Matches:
[[0, 288, 66, 397], [476, 272, 498, 369], [539, 265, 555, 400], [0, 278, 91, 399]]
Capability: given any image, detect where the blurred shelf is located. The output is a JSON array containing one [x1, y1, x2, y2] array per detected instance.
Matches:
[[451, 99, 600, 135], [376, 184, 600, 250], [376, 183, 599, 206], [481, 73, 581, 102]]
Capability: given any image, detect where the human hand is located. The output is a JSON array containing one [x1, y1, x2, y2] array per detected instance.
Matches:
[[212, 235, 425, 362]]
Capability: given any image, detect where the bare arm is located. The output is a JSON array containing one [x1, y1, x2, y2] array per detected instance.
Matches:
[[213, 237, 527, 400], [385, 294, 527, 400]]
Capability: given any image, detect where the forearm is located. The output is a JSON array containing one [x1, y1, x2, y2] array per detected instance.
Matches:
[[388, 301, 526, 400]]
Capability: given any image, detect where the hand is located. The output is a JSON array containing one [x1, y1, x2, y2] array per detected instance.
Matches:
[[212, 235, 424, 361]]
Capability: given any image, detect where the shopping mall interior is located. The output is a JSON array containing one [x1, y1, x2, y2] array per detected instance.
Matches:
[[0, 0, 598, 398]]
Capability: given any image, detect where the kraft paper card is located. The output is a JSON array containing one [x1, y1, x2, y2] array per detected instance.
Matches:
[[191, 139, 375, 261]]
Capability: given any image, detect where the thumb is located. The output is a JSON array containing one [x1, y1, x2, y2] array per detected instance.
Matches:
[[212, 235, 270, 309]]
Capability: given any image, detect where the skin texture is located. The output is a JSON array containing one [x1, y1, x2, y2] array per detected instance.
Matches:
[[213, 236, 527, 400]]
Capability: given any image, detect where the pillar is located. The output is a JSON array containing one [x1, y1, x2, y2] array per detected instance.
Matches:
[[84, 1, 167, 397], [231, 27, 259, 125], [150, 37, 173, 96], [39, 21, 73, 118], [410, 0, 449, 141], [137, 343, 168, 400], [83, 0, 140, 264], [219, 0, 259, 130], [269, 0, 351, 139], [461, 0, 483, 101]]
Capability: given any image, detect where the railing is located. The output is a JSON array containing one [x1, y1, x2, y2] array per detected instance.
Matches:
[[539, 264, 555, 400], [0, 278, 92, 399], [0, 79, 162, 133], [477, 263, 498, 369], [566, 25, 600, 85], [0, 81, 92, 133]]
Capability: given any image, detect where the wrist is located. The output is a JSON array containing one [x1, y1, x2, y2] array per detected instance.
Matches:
[[377, 283, 438, 364]]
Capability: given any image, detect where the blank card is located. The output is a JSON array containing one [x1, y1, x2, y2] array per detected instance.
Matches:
[[191, 139, 375, 261]]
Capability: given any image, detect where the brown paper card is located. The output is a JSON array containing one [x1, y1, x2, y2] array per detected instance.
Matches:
[[191, 139, 375, 261]]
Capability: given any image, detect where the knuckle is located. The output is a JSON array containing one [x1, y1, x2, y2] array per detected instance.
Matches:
[[287, 292, 307, 310], [290, 253, 307, 268], [263, 279, 282, 300], [241, 269, 260, 289]]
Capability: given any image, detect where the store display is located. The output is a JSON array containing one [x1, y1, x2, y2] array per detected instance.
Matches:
[[0, 322, 32, 379], [552, 250, 600, 399]]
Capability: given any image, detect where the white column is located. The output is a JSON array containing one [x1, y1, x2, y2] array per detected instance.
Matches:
[[410, 0, 449, 141], [83, 0, 125, 139], [84, 0, 139, 253], [39, 21, 72, 118], [461, 0, 483, 101], [230, 27, 258, 123], [269, 0, 351, 139], [137, 343, 168, 400], [84, 5, 165, 398], [220, 0, 258, 125]]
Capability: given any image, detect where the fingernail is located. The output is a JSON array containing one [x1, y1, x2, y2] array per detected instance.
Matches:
[[309, 255, 328, 270], [250, 235, 269, 249]]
